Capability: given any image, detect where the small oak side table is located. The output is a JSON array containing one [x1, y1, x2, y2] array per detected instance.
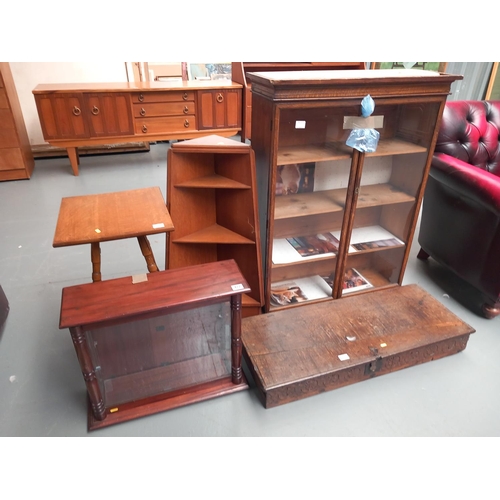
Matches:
[[53, 186, 174, 281]]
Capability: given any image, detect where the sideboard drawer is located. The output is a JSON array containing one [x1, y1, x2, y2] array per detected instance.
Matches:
[[135, 116, 195, 135], [132, 91, 195, 104], [133, 102, 195, 118]]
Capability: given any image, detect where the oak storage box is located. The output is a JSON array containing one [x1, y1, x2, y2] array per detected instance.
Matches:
[[242, 284, 475, 408]]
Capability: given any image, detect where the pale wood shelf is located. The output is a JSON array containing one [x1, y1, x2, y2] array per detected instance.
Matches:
[[175, 174, 251, 189], [275, 183, 414, 221], [172, 224, 256, 245], [278, 138, 427, 167]]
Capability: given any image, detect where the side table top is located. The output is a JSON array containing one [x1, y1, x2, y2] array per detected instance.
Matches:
[[53, 186, 174, 247]]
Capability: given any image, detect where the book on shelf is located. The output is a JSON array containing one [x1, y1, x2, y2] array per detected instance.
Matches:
[[273, 232, 347, 264], [339, 267, 373, 294], [276, 162, 315, 196], [320, 267, 373, 295], [286, 233, 340, 257], [331, 225, 404, 253], [272, 226, 404, 265], [270, 275, 332, 307]]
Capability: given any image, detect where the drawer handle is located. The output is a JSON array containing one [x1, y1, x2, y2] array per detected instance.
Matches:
[[216, 93, 224, 103], [91, 106, 99, 115], [142, 125, 148, 133], [183, 92, 188, 101], [183, 106, 189, 114], [140, 107, 146, 116], [138, 94, 144, 102], [184, 119, 190, 128], [72, 106, 81, 116]]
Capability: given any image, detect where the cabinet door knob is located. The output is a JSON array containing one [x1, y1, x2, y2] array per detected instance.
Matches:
[[216, 93, 224, 103], [142, 125, 148, 133], [91, 106, 99, 115], [183, 105, 189, 114], [184, 119, 190, 128], [72, 106, 81, 116], [138, 94, 144, 102], [140, 107, 146, 116], [183, 92, 188, 101]]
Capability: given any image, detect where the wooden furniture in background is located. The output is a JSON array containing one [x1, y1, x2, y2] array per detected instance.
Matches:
[[59, 259, 250, 430], [53, 187, 174, 282], [0, 62, 35, 181], [231, 62, 366, 142], [248, 69, 462, 312], [242, 284, 474, 408], [33, 80, 242, 175], [166, 135, 263, 317]]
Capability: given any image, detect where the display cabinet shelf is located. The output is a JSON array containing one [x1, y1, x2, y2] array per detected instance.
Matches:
[[277, 143, 351, 165], [277, 138, 428, 166]]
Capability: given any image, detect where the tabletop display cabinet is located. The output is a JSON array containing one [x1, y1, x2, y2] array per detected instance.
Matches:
[[59, 259, 250, 430], [166, 135, 263, 317], [247, 69, 462, 312]]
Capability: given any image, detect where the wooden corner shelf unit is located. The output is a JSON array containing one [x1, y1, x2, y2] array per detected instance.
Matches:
[[166, 135, 263, 317]]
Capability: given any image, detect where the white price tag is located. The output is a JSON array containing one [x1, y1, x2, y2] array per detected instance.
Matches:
[[295, 120, 306, 129], [338, 353, 350, 361], [231, 284, 244, 291], [152, 223, 165, 229]]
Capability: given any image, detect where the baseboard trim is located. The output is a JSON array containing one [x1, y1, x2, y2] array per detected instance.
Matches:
[[32, 142, 151, 159]]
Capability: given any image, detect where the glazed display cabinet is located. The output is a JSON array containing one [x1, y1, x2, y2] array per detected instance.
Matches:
[[247, 69, 462, 312]]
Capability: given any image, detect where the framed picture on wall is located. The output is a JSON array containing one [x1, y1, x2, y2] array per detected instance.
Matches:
[[370, 62, 448, 72], [485, 63, 500, 100], [186, 63, 231, 81]]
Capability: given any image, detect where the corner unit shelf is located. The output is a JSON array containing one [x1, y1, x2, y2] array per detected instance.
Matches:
[[166, 134, 264, 317]]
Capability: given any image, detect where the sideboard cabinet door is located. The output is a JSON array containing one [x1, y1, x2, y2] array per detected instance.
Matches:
[[85, 93, 134, 137], [198, 89, 241, 130], [35, 93, 89, 140]]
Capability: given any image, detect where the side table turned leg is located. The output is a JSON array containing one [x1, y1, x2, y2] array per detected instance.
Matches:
[[91, 242, 101, 282], [137, 235, 159, 273]]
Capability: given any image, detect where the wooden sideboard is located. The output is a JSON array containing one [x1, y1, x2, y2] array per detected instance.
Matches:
[[0, 62, 35, 181], [33, 80, 242, 175]]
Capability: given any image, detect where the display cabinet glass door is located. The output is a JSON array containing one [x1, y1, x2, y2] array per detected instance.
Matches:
[[342, 99, 441, 296], [267, 98, 441, 310], [269, 103, 358, 310]]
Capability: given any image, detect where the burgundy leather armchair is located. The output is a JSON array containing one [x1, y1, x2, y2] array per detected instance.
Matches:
[[417, 100, 500, 319]]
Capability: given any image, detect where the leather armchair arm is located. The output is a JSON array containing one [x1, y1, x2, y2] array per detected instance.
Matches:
[[430, 152, 500, 215]]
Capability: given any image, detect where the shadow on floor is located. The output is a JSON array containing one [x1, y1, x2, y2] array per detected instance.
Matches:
[[415, 257, 487, 318]]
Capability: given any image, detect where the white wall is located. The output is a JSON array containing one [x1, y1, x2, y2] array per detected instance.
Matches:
[[9, 62, 129, 146]]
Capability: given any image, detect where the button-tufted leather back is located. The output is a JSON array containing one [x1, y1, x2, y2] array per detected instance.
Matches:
[[434, 100, 500, 177]]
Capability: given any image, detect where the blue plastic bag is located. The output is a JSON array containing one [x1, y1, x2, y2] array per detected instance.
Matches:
[[346, 95, 380, 153]]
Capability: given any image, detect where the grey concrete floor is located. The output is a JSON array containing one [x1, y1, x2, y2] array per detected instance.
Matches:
[[1, 140, 499, 439]]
